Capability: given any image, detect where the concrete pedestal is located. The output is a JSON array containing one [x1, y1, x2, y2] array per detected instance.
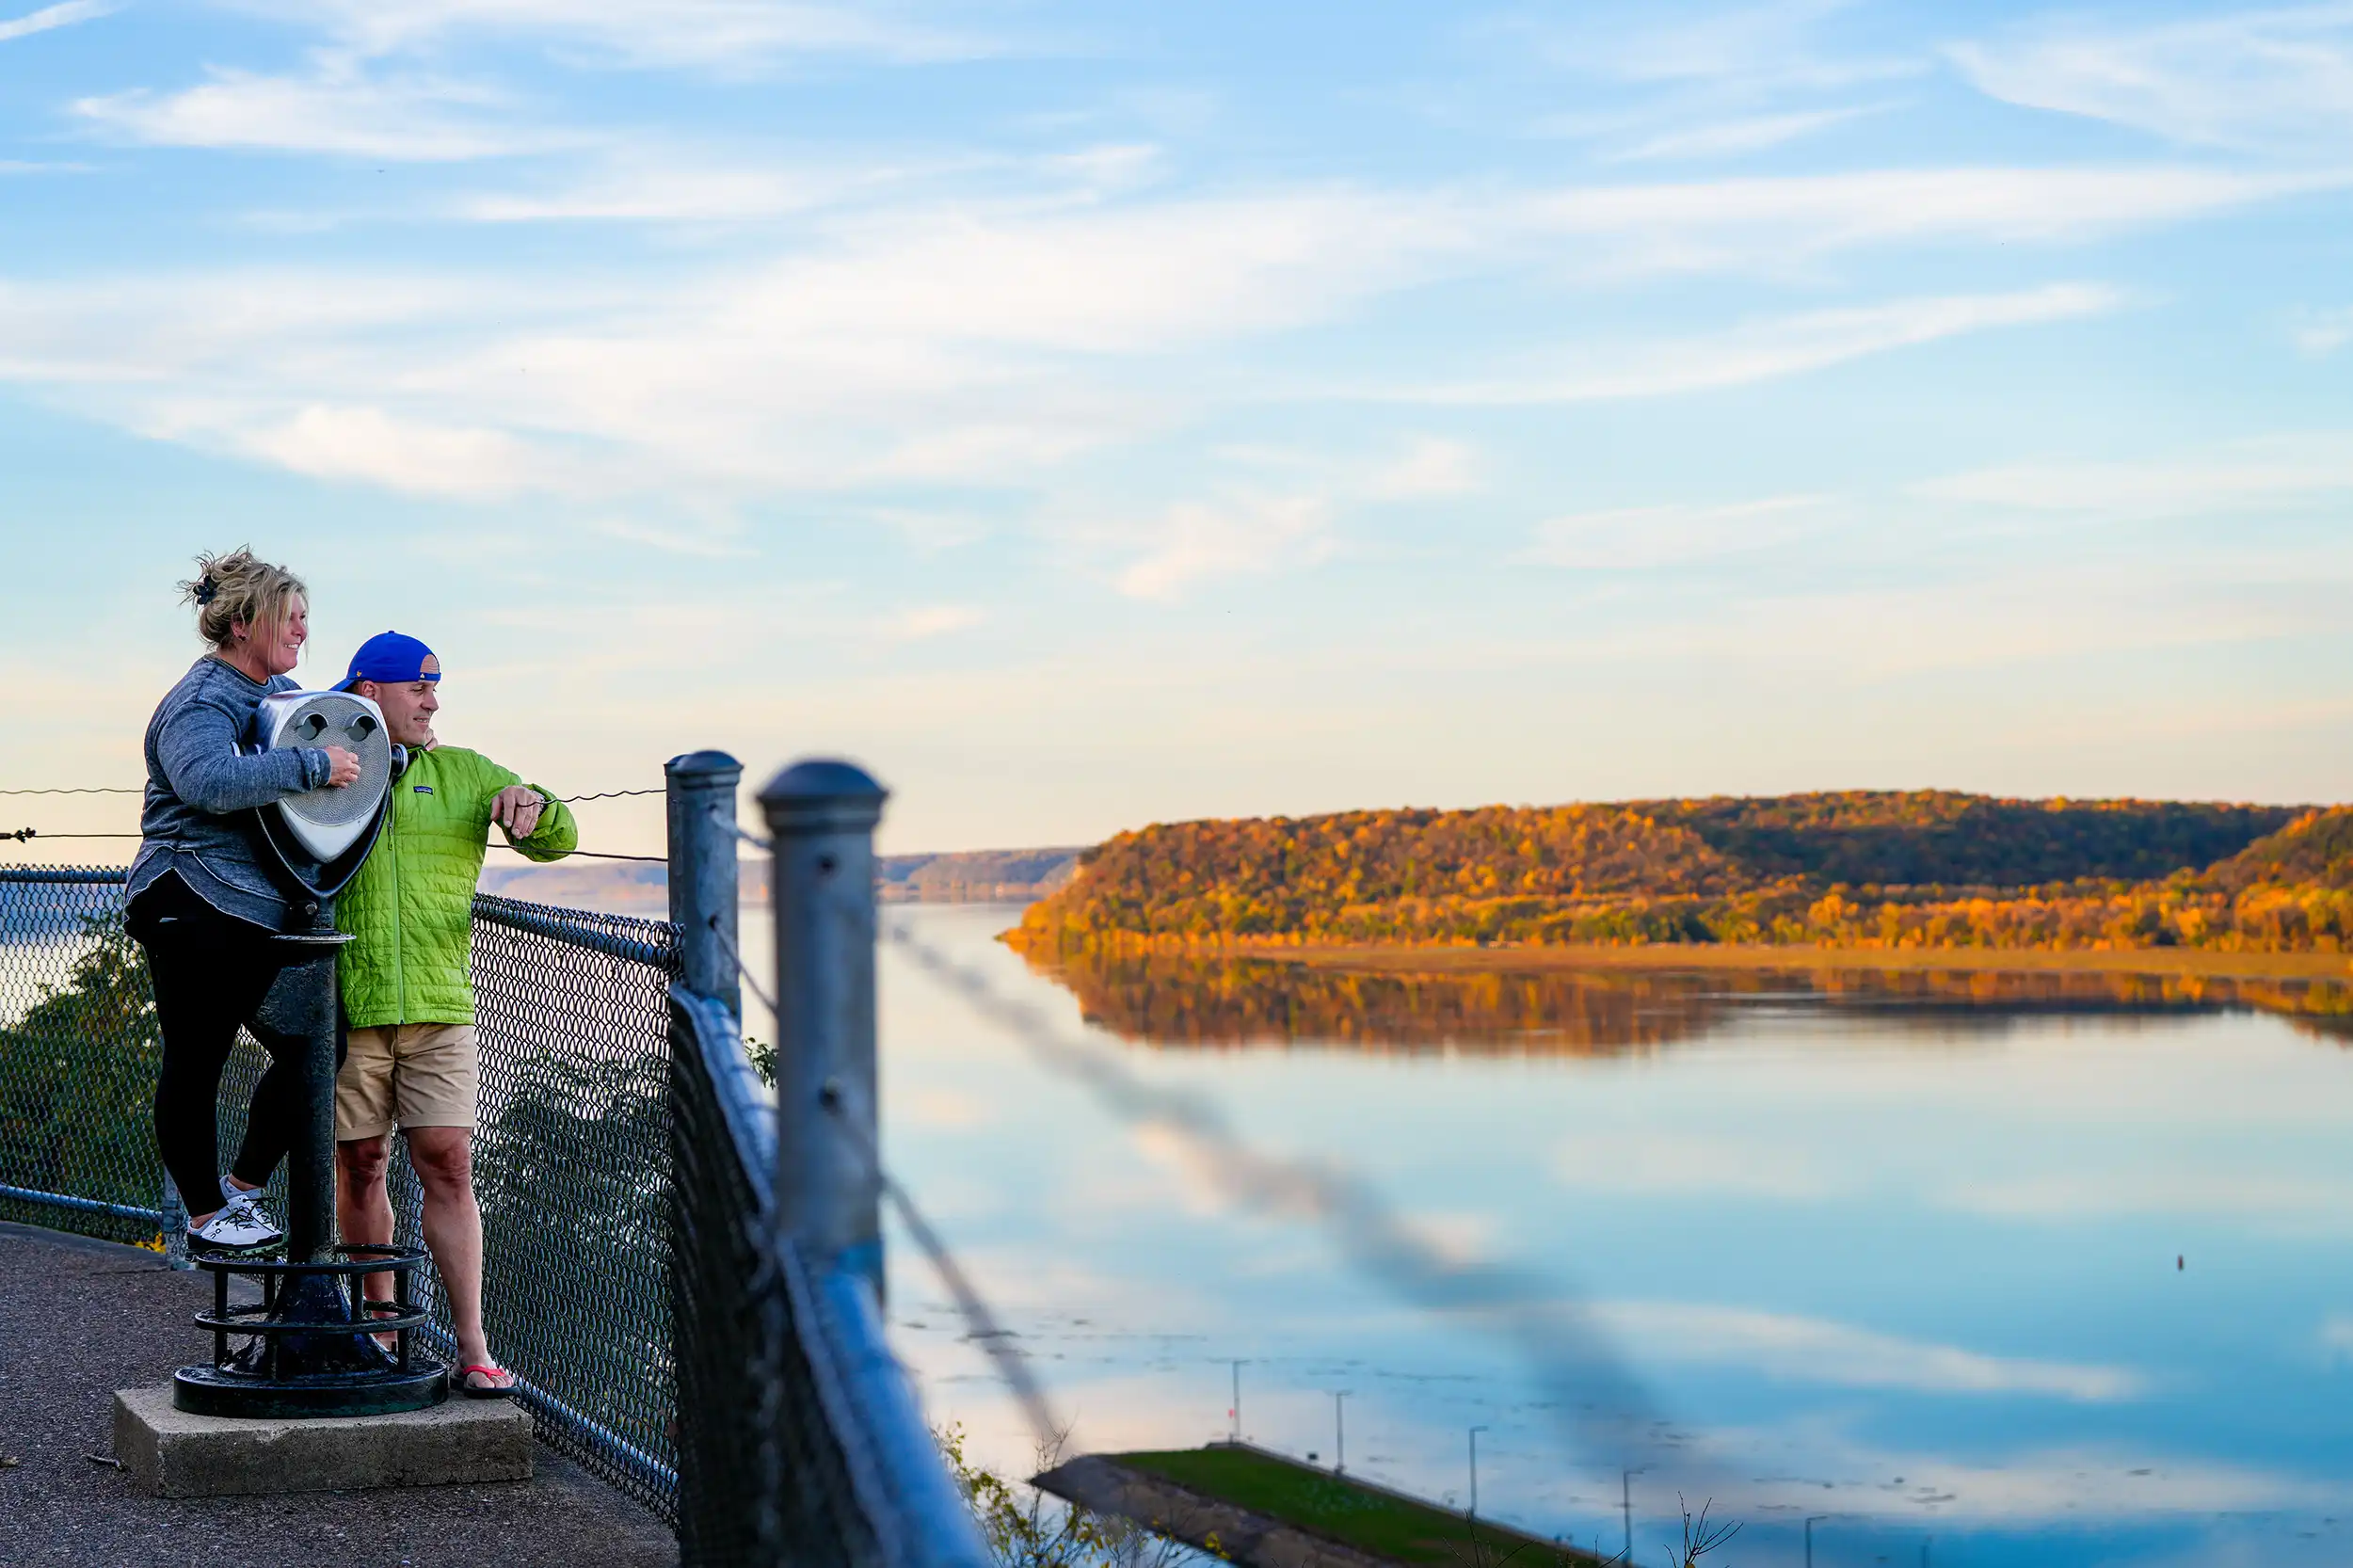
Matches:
[[113, 1384, 534, 1498]]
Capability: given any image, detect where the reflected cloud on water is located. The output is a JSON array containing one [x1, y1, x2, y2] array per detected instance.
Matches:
[[881, 910, 2353, 1565]]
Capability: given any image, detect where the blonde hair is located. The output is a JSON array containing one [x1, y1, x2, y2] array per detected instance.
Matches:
[[178, 548, 307, 648]]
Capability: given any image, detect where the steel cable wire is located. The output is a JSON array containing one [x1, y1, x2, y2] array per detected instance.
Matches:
[[709, 925, 1063, 1452], [0, 787, 142, 795], [878, 920, 1669, 1467]]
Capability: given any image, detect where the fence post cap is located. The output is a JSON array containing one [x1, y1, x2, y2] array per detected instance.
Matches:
[[758, 759, 888, 833], [664, 750, 743, 784]]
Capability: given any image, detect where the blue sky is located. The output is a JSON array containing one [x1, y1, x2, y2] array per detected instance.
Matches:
[[3, 0, 2350, 855]]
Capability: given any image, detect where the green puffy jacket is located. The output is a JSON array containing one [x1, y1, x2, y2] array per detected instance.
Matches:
[[336, 744, 576, 1029]]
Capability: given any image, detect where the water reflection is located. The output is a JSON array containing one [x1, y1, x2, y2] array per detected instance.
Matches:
[[1023, 948, 2353, 1052], [886, 909, 2353, 1566]]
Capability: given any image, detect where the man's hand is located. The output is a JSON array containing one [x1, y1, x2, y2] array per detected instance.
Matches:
[[324, 746, 362, 788], [490, 785, 546, 839]]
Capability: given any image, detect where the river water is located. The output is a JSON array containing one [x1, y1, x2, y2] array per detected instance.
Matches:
[[855, 904, 2353, 1568]]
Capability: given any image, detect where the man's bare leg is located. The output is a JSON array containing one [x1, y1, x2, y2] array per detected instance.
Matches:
[[407, 1126, 511, 1389], [334, 1134, 397, 1342]]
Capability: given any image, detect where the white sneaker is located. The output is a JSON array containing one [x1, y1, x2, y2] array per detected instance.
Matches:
[[191, 1183, 283, 1256]]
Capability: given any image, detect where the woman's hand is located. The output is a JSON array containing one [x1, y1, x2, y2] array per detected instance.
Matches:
[[324, 746, 362, 788], [490, 785, 546, 839]]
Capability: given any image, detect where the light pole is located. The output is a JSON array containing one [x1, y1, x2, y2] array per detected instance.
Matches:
[[1804, 1515, 1829, 1568], [1333, 1391, 1353, 1474], [1229, 1360, 1245, 1444], [1467, 1427, 1488, 1516], [1621, 1467, 1648, 1563]]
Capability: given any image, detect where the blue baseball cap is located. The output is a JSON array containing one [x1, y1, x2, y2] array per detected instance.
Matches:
[[335, 631, 441, 693]]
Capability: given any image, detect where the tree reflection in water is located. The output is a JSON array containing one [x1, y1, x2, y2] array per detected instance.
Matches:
[[1020, 949, 2353, 1055]]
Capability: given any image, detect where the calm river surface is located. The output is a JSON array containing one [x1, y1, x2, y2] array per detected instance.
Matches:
[[845, 904, 2353, 1568]]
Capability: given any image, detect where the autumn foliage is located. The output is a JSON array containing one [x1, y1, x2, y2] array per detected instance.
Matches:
[[1010, 792, 2353, 955]]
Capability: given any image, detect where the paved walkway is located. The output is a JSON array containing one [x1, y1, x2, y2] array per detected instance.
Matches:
[[0, 1220, 678, 1568]]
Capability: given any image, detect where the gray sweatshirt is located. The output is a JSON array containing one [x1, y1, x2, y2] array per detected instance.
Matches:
[[127, 655, 335, 931]]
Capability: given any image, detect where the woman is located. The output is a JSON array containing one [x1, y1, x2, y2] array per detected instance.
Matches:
[[126, 549, 360, 1255]]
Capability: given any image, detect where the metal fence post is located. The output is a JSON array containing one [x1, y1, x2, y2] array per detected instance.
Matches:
[[159, 1173, 192, 1271], [759, 759, 887, 1299], [665, 750, 744, 1016]]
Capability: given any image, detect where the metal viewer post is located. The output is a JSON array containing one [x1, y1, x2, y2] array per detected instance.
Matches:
[[760, 758, 888, 1299], [665, 750, 744, 1018], [1467, 1425, 1487, 1516]]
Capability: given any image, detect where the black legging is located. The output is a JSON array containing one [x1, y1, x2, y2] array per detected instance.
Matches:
[[128, 871, 312, 1210]]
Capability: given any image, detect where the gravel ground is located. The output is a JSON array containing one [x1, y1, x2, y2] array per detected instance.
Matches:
[[0, 1220, 678, 1568]]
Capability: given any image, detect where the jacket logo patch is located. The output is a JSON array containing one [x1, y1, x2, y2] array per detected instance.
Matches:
[[413, 785, 434, 793]]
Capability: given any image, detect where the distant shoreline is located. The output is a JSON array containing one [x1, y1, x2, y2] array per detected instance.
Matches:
[[1179, 939, 2353, 985]]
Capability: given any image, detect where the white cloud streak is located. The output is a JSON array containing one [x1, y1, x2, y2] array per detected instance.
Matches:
[[1410, 284, 2122, 405], [1365, 436, 1481, 500], [445, 152, 952, 222], [233, 405, 556, 499], [1951, 5, 2353, 156], [1112, 492, 1334, 600], [222, 0, 997, 69], [75, 68, 565, 160], [1502, 0, 1921, 95], [1524, 167, 2341, 270], [873, 604, 984, 641], [1915, 434, 2353, 518], [2294, 306, 2353, 356], [1593, 1300, 2145, 1400], [1611, 102, 1893, 162], [1526, 493, 1835, 569], [0, 162, 2313, 511], [0, 0, 110, 45]]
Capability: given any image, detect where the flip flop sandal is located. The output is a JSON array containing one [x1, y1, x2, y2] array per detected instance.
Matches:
[[458, 1364, 517, 1399]]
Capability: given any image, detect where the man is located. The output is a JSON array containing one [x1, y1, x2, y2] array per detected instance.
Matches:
[[329, 631, 576, 1397]]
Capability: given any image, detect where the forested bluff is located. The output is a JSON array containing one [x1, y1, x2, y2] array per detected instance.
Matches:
[[1008, 792, 2353, 955]]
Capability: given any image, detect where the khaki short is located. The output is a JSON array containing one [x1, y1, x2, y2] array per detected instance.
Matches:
[[336, 1023, 480, 1140]]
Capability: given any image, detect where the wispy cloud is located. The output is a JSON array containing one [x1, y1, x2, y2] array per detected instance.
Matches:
[[1112, 492, 1335, 600], [232, 404, 563, 498], [0, 0, 111, 45], [1593, 1300, 2146, 1400], [590, 518, 754, 558], [2294, 305, 2353, 356], [76, 68, 559, 160], [1609, 102, 1894, 162], [1365, 436, 1481, 500], [1524, 168, 2341, 272], [1407, 283, 2122, 405], [1915, 433, 2353, 518], [1525, 493, 1835, 569], [1497, 0, 1920, 95], [224, 0, 1001, 70], [873, 604, 984, 641], [446, 151, 952, 223], [1951, 6, 2353, 156], [0, 158, 2313, 517]]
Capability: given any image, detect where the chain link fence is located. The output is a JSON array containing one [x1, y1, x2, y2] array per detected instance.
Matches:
[[5, 827, 997, 1568], [389, 892, 681, 1512], [0, 867, 686, 1518], [0, 869, 170, 1242]]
